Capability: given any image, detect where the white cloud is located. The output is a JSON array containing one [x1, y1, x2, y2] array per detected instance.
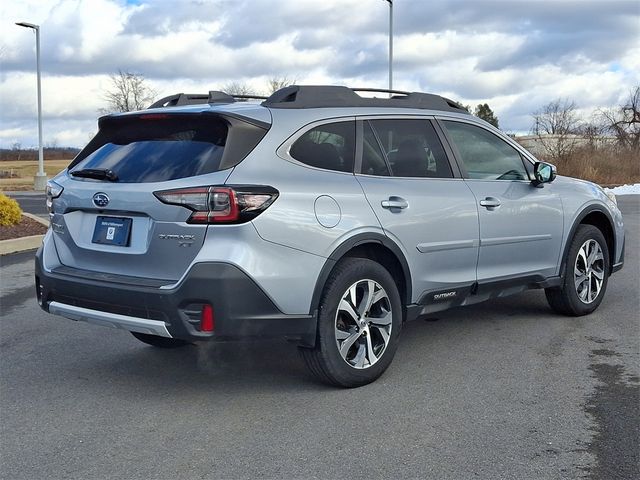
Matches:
[[0, 0, 638, 147]]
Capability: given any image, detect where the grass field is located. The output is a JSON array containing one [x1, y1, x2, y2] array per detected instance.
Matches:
[[0, 151, 636, 191], [0, 160, 71, 191]]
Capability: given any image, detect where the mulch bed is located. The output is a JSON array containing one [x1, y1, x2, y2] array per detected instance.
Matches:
[[0, 215, 48, 241]]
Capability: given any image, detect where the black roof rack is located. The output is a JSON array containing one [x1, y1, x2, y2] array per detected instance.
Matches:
[[147, 86, 468, 114], [261, 85, 469, 113], [148, 91, 268, 109]]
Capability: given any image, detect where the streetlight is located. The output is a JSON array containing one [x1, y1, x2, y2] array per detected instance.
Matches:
[[16, 21, 47, 191], [384, 0, 393, 93]]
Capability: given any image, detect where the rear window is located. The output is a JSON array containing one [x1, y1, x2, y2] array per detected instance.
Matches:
[[70, 113, 265, 183]]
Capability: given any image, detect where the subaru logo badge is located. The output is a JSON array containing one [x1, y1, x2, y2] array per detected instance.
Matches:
[[93, 192, 110, 208]]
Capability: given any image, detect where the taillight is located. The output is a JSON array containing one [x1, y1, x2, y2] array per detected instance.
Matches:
[[154, 185, 278, 224], [45, 180, 63, 216]]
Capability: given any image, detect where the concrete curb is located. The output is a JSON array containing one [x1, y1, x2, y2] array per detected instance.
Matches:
[[0, 234, 43, 255], [0, 214, 48, 256], [23, 212, 49, 226]]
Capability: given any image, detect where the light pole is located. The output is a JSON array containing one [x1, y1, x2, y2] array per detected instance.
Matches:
[[384, 0, 393, 93], [16, 21, 47, 190]]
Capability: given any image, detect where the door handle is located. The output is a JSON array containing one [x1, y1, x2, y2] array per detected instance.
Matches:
[[381, 197, 408, 209], [479, 197, 501, 209]]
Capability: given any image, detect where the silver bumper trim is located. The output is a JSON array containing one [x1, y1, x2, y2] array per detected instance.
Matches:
[[48, 301, 172, 338]]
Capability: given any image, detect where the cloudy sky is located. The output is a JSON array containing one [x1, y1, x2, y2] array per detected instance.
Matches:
[[1, 0, 638, 148]]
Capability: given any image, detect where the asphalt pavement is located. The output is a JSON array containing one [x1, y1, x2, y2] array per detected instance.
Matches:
[[6, 191, 48, 218], [1, 196, 638, 480]]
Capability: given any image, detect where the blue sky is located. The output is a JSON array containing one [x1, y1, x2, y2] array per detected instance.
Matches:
[[1, 0, 638, 148]]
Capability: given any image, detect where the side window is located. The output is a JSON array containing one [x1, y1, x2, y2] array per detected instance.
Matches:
[[368, 119, 453, 178], [442, 121, 529, 181], [362, 121, 390, 176], [290, 121, 355, 172]]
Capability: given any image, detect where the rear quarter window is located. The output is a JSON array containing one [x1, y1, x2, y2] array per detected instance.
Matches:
[[289, 121, 355, 173]]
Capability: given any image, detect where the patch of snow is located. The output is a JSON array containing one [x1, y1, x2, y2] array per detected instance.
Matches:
[[604, 183, 640, 195]]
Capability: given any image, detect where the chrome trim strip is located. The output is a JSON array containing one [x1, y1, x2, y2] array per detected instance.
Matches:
[[481, 234, 552, 247], [48, 301, 172, 338]]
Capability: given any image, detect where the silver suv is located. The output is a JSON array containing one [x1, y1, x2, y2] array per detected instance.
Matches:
[[36, 86, 625, 387]]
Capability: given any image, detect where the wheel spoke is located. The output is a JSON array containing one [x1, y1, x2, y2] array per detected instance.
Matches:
[[371, 324, 390, 345], [574, 274, 588, 290], [339, 299, 359, 323], [577, 246, 588, 269], [349, 285, 358, 310], [339, 331, 361, 358], [365, 332, 378, 366], [372, 288, 386, 306], [335, 328, 352, 340], [369, 310, 392, 327], [353, 343, 366, 368], [587, 273, 592, 301], [592, 269, 604, 280], [587, 244, 603, 267], [358, 280, 376, 316]]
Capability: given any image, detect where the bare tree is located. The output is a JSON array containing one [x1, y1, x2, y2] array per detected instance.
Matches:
[[266, 75, 297, 94], [532, 98, 581, 135], [531, 98, 582, 160], [220, 81, 257, 96], [102, 70, 157, 113], [11, 142, 21, 161], [598, 86, 640, 152]]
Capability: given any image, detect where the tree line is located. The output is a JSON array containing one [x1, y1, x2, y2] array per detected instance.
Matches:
[[98, 71, 640, 161]]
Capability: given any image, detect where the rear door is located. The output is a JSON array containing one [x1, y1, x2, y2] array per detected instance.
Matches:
[[50, 112, 267, 281], [438, 119, 564, 283], [355, 117, 479, 304]]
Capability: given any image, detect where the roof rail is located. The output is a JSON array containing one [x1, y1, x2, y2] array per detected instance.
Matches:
[[148, 91, 268, 109], [261, 85, 469, 113], [148, 93, 209, 109]]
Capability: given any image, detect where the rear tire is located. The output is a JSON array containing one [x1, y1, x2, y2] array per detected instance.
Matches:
[[301, 258, 403, 387], [131, 332, 190, 348], [545, 224, 610, 316]]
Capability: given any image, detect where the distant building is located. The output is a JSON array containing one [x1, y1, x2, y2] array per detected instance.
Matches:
[[515, 134, 616, 157]]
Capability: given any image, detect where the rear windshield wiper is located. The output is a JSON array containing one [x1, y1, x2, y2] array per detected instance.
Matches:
[[70, 168, 119, 182]]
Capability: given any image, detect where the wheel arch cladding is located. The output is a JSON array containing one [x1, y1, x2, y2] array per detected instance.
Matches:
[[565, 207, 615, 276], [309, 233, 412, 318]]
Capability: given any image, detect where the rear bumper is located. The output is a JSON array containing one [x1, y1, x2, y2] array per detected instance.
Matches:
[[35, 248, 317, 345]]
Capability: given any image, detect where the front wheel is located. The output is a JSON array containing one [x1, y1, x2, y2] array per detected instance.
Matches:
[[545, 224, 610, 316], [301, 258, 403, 387]]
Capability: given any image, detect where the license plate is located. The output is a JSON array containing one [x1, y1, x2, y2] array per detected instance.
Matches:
[[92, 216, 132, 246]]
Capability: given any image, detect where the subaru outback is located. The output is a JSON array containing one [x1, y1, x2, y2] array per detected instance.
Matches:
[[36, 85, 625, 387]]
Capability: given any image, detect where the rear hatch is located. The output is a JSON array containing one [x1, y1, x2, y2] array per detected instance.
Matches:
[[49, 109, 269, 282]]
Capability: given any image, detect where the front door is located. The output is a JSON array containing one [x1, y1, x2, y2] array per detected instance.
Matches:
[[439, 120, 564, 283]]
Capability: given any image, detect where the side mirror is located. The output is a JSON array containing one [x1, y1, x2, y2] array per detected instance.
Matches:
[[533, 162, 556, 187]]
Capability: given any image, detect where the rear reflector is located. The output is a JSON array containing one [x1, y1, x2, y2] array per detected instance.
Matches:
[[200, 304, 215, 332]]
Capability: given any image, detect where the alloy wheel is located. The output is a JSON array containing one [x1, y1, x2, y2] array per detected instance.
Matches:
[[574, 239, 605, 304], [334, 279, 393, 369]]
